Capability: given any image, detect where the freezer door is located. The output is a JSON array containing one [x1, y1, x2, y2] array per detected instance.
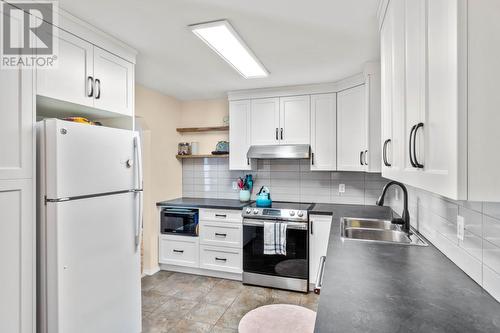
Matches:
[[44, 192, 141, 333], [42, 119, 141, 199]]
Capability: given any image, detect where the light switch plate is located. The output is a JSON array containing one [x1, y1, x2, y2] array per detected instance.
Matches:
[[395, 188, 400, 201], [457, 215, 465, 241], [339, 184, 345, 193]]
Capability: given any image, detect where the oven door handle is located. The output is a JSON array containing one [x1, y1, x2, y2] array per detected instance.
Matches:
[[242, 219, 308, 230]]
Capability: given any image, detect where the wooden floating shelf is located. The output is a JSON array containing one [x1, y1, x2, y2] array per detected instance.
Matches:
[[176, 154, 229, 159], [176, 125, 229, 133]]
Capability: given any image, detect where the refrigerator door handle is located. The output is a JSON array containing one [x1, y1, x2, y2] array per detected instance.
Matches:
[[134, 135, 143, 190], [133, 134, 144, 251], [135, 190, 143, 251]]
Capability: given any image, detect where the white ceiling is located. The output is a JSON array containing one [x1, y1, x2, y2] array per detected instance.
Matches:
[[59, 0, 380, 100]]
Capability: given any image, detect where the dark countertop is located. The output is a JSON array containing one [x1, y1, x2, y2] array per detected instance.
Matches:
[[313, 204, 500, 332], [156, 197, 252, 210]]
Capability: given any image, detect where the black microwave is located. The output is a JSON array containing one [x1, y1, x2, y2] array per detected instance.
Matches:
[[160, 207, 199, 236]]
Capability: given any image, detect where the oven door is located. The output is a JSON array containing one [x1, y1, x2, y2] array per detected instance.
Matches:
[[161, 208, 199, 236], [242, 219, 308, 280]]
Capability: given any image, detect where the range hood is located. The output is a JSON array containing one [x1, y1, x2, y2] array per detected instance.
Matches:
[[247, 144, 310, 159]]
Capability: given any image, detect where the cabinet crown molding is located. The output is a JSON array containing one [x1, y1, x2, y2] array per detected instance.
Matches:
[[227, 73, 365, 101]]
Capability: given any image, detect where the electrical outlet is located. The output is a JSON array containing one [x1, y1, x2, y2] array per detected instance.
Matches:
[[232, 181, 238, 190], [457, 215, 465, 241], [339, 184, 345, 194]]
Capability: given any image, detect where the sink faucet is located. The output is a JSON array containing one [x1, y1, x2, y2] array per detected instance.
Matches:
[[376, 181, 410, 233]]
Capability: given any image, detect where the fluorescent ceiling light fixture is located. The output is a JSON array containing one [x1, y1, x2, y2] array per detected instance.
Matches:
[[189, 20, 269, 79]]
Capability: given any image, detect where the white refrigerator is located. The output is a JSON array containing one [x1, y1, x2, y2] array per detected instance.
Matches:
[[37, 119, 143, 333]]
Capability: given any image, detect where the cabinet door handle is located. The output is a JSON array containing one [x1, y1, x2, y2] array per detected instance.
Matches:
[[95, 79, 101, 99], [360, 151, 364, 166], [409, 124, 417, 168], [215, 257, 227, 262], [310, 220, 314, 235], [173, 249, 184, 253], [314, 256, 327, 295], [215, 232, 227, 237], [87, 76, 94, 97], [280, 128, 284, 140], [413, 122, 424, 168], [311, 153, 315, 165], [247, 158, 250, 165], [215, 214, 227, 219], [383, 139, 392, 167], [364, 150, 368, 165], [276, 128, 279, 140]]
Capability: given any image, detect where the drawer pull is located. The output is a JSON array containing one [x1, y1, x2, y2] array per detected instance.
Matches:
[[215, 214, 227, 218], [215, 232, 227, 237], [215, 257, 227, 262], [173, 249, 184, 253]]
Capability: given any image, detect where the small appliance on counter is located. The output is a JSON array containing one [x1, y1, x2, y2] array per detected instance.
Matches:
[[178, 142, 191, 155], [212, 140, 229, 155], [255, 186, 272, 207]]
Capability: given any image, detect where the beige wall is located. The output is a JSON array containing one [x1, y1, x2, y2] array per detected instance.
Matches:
[[179, 99, 229, 154], [135, 87, 229, 273], [135, 84, 183, 273]]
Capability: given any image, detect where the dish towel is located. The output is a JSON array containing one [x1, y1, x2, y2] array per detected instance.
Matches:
[[264, 221, 287, 255]]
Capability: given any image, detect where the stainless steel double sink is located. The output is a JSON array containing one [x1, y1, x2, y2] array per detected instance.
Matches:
[[341, 217, 428, 246]]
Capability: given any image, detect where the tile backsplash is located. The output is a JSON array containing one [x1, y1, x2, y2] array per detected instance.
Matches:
[[182, 158, 388, 204], [182, 157, 500, 303], [384, 185, 500, 302]]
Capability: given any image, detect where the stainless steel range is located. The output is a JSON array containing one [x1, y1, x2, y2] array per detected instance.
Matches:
[[242, 201, 313, 293]]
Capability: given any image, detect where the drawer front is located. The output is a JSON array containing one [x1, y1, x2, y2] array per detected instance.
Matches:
[[200, 209, 242, 223], [200, 245, 242, 273], [159, 236, 199, 268], [200, 221, 242, 248]]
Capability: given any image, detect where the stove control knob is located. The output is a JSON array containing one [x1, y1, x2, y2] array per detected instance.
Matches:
[[297, 211, 304, 217], [245, 208, 252, 214], [253, 209, 259, 214], [289, 211, 295, 216]]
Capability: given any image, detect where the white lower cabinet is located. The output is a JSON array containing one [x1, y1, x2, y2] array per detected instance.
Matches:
[[0, 179, 34, 333], [309, 215, 332, 287], [159, 235, 199, 268], [199, 221, 241, 248], [159, 209, 243, 276], [200, 245, 242, 274]]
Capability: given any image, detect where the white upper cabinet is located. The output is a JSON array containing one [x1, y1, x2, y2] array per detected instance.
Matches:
[[337, 85, 367, 172], [229, 100, 254, 170], [93, 47, 134, 116], [230, 73, 380, 172], [279, 95, 310, 145], [250, 98, 280, 145], [468, 0, 500, 201], [0, 64, 34, 180], [250, 96, 310, 146], [37, 28, 94, 108], [37, 27, 135, 117], [379, 0, 500, 201], [310, 93, 337, 171], [364, 63, 382, 173]]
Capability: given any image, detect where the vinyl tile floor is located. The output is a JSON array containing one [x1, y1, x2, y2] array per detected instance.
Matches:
[[141, 271, 319, 333]]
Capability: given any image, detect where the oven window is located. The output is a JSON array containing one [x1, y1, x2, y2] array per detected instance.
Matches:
[[243, 224, 308, 279]]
